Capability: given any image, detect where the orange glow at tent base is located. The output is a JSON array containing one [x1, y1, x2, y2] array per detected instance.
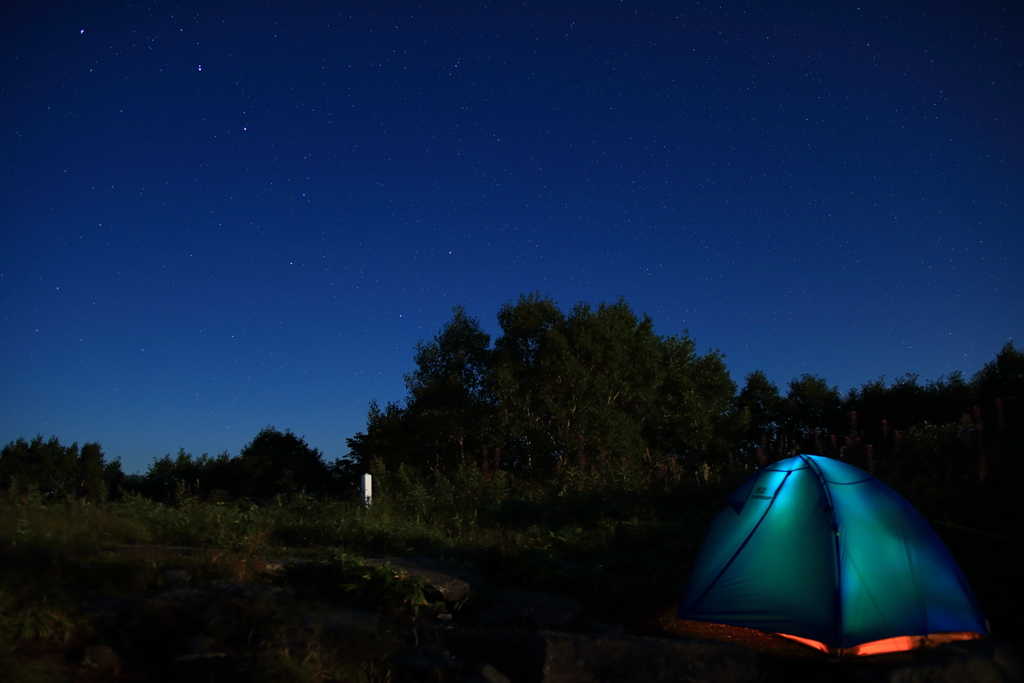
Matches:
[[776, 631, 984, 656]]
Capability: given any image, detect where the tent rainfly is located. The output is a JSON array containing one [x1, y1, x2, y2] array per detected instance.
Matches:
[[678, 454, 988, 656]]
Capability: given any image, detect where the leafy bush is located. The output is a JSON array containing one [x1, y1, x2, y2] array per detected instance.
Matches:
[[276, 555, 435, 615]]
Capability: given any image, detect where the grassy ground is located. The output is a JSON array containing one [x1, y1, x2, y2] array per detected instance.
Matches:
[[1, 457, 1021, 682]]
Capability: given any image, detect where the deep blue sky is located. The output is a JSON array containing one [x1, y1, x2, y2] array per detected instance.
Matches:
[[2, 0, 1021, 474]]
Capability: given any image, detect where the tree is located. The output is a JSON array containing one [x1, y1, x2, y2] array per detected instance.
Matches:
[[77, 442, 108, 500], [494, 298, 668, 471], [348, 307, 496, 473], [779, 374, 843, 449], [971, 341, 1024, 430], [350, 293, 740, 476], [347, 400, 419, 473], [139, 448, 234, 502], [489, 295, 668, 472], [644, 335, 737, 462], [490, 293, 569, 470], [925, 371, 973, 424], [559, 300, 665, 464], [235, 426, 334, 500], [0, 435, 121, 501], [736, 370, 781, 445], [404, 306, 494, 469]]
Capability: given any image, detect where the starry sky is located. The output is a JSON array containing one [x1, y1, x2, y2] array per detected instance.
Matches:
[[2, 1, 1022, 474]]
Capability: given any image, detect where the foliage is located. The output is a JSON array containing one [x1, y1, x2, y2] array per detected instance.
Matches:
[[0, 497, 407, 682], [779, 374, 844, 445], [971, 341, 1024, 429], [730, 341, 1022, 469], [276, 555, 434, 615], [135, 447, 236, 502], [127, 427, 357, 504], [0, 435, 123, 502], [0, 588, 87, 645], [349, 294, 739, 476], [235, 426, 338, 500], [735, 370, 781, 454], [349, 299, 1017, 478]]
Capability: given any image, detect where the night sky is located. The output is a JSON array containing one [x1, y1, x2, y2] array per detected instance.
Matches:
[[2, 1, 1021, 474]]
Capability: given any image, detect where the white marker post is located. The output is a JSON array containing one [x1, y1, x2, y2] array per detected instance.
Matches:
[[361, 473, 372, 508]]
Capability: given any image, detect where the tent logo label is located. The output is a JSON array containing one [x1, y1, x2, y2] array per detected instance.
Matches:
[[751, 486, 773, 500]]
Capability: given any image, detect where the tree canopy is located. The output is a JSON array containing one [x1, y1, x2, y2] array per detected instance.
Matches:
[[349, 296, 1022, 479], [135, 426, 347, 502], [0, 435, 122, 501], [347, 294, 737, 475]]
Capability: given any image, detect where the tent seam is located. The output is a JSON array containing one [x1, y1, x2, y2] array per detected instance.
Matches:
[[682, 469, 794, 617], [800, 454, 845, 652]]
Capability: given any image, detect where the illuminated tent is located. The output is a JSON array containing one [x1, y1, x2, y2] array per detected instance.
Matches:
[[678, 454, 988, 656]]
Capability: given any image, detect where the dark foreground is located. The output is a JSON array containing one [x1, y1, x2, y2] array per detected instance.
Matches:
[[6, 544, 1020, 683]]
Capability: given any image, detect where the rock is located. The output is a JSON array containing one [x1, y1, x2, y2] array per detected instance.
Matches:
[[466, 662, 512, 683], [171, 652, 228, 662], [171, 633, 228, 662], [445, 629, 547, 682], [486, 589, 583, 629], [583, 619, 626, 635], [262, 559, 293, 572], [159, 569, 191, 587], [551, 560, 584, 572], [146, 588, 209, 607], [300, 608, 380, 634], [179, 634, 215, 655], [322, 608, 381, 632], [205, 606, 243, 641], [886, 639, 1023, 683], [393, 643, 458, 677], [81, 596, 137, 633], [82, 644, 121, 671], [362, 556, 482, 602], [103, 545, 203, 558], [538, 631, 759, 683], [208, 581, 285, 600]]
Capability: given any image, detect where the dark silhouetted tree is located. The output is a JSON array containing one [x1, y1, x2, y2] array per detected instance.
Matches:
[[779, 374, 844, 451], [349, 293, 739, 476], [490, 292, 569, 470], [644, 334, 737, 463], [404, 305, 494, 470], [971, 341, 1023, 431], [235, 426, 334, 500], [139, 449, 234, 502], [735, 370, 782, 448], [0, 435, 122, 501]]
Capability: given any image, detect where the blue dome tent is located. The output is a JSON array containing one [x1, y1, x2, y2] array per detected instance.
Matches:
[[678, 454, 988, 656]]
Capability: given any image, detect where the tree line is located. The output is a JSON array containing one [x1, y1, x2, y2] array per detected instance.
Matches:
[[2, 293, 1020, 502], [348, 293, 1022, 478], [0, 427, 356, 504]]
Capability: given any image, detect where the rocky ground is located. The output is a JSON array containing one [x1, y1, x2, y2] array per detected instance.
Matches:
[[63, 548, 1024, 683]]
